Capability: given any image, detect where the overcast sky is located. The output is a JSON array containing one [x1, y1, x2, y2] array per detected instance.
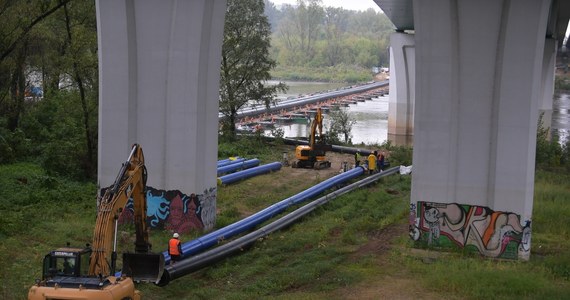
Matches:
[[270, 0, 381, 12]]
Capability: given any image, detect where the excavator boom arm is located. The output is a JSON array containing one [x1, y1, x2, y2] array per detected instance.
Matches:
[[89, 144, 155, 277]]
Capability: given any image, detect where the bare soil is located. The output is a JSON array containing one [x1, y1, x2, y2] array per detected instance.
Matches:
[[281, 149, 442, 299], [337, 222, 442, 300], [286, 151, 355, 175]]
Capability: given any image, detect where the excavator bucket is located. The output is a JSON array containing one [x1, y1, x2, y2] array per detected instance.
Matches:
[[122, 252, 165, 283]]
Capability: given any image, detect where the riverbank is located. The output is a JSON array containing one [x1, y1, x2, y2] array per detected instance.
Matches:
[[2, 137, 569, 299], [271, 65, 375, 83]]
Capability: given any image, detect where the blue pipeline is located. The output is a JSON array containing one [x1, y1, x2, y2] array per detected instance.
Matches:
[[217, 157, 244, 167], [218, 162, 282, 185], [162, 166, 364, 263], [216, 158, 260, 176]]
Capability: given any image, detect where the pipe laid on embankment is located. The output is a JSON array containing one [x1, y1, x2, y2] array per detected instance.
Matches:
[[218, 162, 282, 185], [281, 138, 373, 156], [217, 158, 260, 176], [217, 157, 243, 167], [162, 166, 364, 265], [157, 166, 401, 286]]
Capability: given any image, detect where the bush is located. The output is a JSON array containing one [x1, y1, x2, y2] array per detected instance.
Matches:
[[218, 135, 273, 160], [555, 76, 570, 90], [535, 113, 563, 169], [381, 140, 413, 166]]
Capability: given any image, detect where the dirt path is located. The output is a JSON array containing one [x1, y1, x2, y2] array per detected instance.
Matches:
[[279, 149, 442, 299]]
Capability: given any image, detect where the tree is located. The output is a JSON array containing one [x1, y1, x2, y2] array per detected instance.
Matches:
[[323, 6, 348, 66], [0, 0, 99, 179], [219, 0, 287, 136], [0, 0, 71, 132], [276, 0, 323, 64], [327, 108, 355, 144], [61, 0, 99, 177]]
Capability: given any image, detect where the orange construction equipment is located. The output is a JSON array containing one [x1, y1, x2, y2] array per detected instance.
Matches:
[[292, 108, 332, 169], [28, 144, 164, 300]]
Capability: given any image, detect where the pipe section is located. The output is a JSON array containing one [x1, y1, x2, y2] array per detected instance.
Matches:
[[217, 157, 243, 167], [162, 166, 365, 265], [218, 162, 282, 185], [228, 81, 388, 120], [157, 166, 401, 285], [281, 138, 373, 156], [217, 158, 260, 176]]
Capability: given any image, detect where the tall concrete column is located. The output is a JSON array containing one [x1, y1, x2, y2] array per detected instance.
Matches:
[[539, 38, 557, 137], [409, 0, 551, 260], [388, 32, 415, 146], [96, 0, 226, 231]]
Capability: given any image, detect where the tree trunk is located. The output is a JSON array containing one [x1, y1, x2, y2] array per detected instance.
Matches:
[[7, 44, 27, 132], [64, 3, 95, 178]]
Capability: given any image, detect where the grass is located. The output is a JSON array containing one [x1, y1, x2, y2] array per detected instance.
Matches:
[[1, 144, 569, 299]]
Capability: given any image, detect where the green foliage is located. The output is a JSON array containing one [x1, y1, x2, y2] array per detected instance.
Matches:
[[268, 1, 393, 79], [327, 108, 356, 144], [17, 92, 95, 179], [380, 140, 413, 166], [0, 126, 31, 163], [0, 0, 98, 179], [535, 113, 568, 171], [219, 0, 288, 136], [272, 64, 373, 83], [218, 134, 274, 161], [555, 75, 570, 90]]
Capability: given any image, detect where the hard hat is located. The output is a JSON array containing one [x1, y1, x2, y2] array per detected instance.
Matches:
[[173, 233, 179, 238]]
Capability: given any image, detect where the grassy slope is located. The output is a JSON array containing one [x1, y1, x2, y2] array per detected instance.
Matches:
[[1, 148, 569, 299]]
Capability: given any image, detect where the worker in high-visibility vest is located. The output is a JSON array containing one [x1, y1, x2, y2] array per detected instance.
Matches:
[[169, 232, 182, 265], [367, 152, 377, 174]]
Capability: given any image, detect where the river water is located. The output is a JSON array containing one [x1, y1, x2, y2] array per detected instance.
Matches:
[[553, 92, 570, 145], [266, 81, 570, 146], [266, 80, 389, 145]]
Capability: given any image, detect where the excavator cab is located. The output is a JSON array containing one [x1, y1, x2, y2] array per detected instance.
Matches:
[[293, 144, 333, 169], [292, 108, 332, 169], [42, 247, 91, 280], [41, 247, 164, 283]]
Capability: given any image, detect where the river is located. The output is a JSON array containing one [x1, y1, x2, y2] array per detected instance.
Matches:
[[266, 81, 570, 146], [553, 92, 570, 145], [266, 80, 389, 145]]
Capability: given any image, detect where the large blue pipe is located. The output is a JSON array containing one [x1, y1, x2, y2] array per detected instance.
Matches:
[[157, 166, 401, 286], [217, 158, 260, 176], [217, 157, 243, 167], [162, 166, 365, 263], [218, 162, 282, 185]]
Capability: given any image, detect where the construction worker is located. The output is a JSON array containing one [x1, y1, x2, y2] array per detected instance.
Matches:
[[354, 151, 361, 167], [169, 232, 182, 265], [368, 152, 377, 174]]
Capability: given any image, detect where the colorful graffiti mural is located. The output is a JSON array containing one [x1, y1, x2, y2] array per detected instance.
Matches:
[[409, 201, 531, 260], [117, 186, 217, 234]]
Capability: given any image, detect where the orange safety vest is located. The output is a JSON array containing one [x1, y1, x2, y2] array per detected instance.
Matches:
[[169, 238, 181, 256]]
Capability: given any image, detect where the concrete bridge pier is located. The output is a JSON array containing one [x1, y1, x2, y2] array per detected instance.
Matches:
[[96, 0, 227, 231], [409, 0, 552, 260], [388, 32, 415, 146]]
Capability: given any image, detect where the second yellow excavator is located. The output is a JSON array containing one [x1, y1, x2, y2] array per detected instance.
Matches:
[[292, 107, 333, 169], [28, 144, 164, 300]]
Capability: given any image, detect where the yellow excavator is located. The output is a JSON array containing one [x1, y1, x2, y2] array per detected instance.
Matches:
[[28, 144, 164, 300], [292, 107, 332, 169]]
